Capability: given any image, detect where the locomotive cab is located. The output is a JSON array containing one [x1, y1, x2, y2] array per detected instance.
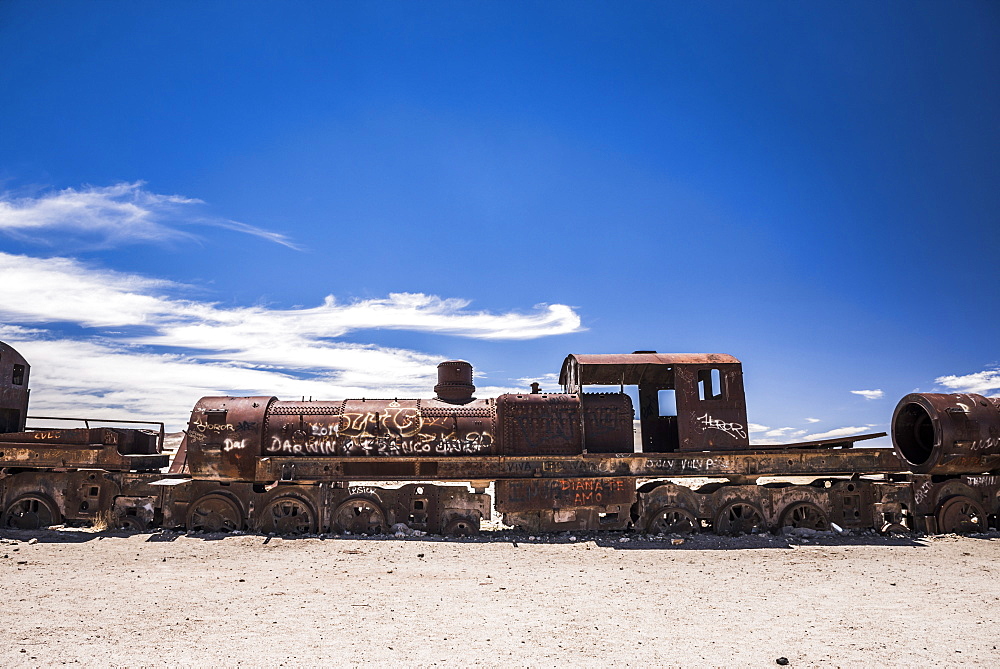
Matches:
[[0, 340, 30, 434], [559, 352, 750, 453]]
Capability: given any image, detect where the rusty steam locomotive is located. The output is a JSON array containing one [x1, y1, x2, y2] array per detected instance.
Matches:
[[1, 339, 999, 537]]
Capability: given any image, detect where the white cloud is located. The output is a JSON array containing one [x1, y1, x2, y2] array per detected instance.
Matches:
[[748, 423, 807, 444], [0, 253, 582, 429], [935, 369, 1000, 397], [802, 425, 877, 441], [0, 253, 582, 342], [0, 181, 298, 249], [850, 389, 884, 400], [514, 373, 561, 391], [749, 419, 882, 445]]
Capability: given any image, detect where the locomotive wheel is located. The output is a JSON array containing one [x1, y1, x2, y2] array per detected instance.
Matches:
[[778, 502, 830, 531], [936, 495, 987, 534], [443, 516, 480, 537], [880, 522, 911, 535], [117, 515, 149, 532], [714, 501, 766, 536], [260, 495, 317, 535], [186, 494, 243, 533], [1, 494, 61, 530], [646, 506, 698, 534], [332, 498, 386, 535]]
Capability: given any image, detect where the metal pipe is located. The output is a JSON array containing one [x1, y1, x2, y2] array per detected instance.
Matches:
[[891, 393, 1000, 474]]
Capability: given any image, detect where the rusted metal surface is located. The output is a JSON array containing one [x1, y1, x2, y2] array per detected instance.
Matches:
[[559, 352, 742, 389], [183, 396, 276, 480], [496, 477, 634, 513], [188, 356, 892, 486], [0, 428, 168, 471], [892, 393, 1000, 474], [25, 416, 164, 451], [152, 479, 490, 535], [0, 470, 123, 528], [906, 473, 1000, 533], [184, 395, 499, 479], [496, 393, 580, 455], [631, 478, 886, 535], [434, 360, 476, 404], [0, 341, 29, 433], [580, 393, 634, 453], [255, 446, 902, 483], [560, 351, 751, 453]]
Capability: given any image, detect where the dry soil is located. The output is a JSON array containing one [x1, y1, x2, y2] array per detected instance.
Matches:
[[2, 528, 999, 667]]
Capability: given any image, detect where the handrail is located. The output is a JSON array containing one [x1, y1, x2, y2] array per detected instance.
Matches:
[[25, 415, 166, 452]]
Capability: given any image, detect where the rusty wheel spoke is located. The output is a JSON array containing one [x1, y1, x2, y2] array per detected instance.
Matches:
[[937, 495, 986, 534], [260, 496, 316, 535], [186, 494, 243, 533], [647, 507, 698, 535], [333, 497, 386, 535], [715, 501, 766, 536], [779, 502, 830, 531], [1, 494, 60, 530]]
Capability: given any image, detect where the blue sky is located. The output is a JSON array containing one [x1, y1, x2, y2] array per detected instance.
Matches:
[[1, 2, 998, 439]]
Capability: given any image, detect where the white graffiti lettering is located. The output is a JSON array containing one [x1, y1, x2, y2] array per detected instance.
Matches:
[[644, 457, 727, 471], [969, 436, 1000, 452], [696, 413, 747, 440], [913, 480, 934, 505], [966, 475, 1000, 487], [222, 438, 247, 452], [193, 421, 235, 433]]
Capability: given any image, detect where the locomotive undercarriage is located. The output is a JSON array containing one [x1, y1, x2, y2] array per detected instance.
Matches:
[[0, 470, 490, 536], [3, 463, 998, 537], [497, 474, 999, 536]]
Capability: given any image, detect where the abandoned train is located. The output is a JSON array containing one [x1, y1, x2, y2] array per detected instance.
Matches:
[[1, 340, 999, 537]]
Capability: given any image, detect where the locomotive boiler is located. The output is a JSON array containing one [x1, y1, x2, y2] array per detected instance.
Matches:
[[175, 359, 637, 481]]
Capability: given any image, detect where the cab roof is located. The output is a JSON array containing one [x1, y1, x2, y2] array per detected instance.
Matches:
[[558, 352, 741, 387]]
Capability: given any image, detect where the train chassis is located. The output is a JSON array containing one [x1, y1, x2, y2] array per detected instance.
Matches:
[[0, 470, 490, 536], [2, 468, 997, 537]]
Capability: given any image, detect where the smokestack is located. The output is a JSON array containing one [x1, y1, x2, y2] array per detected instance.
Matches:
[[435, 360, 475, 404]]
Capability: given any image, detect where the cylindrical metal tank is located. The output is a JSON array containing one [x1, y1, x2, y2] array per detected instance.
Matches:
[[434, 360, 475, 404], [892, 393, 1000, 475], [263, 397, 498, 458], [183, 394, 500, 479]]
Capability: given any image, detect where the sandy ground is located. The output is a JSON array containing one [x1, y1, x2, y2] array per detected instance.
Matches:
[[2, 528, 1000, 667]]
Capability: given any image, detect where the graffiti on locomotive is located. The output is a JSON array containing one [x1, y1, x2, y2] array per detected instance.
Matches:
[[266, 406, 495, 457]]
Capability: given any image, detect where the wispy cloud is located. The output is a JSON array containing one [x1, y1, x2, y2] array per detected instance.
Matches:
[[935, 369, 1000, 397], [515, 373, 560, 391], [750, 420, 881, 445], [0, 253, 582, 342], [803, 425, 877, 441], [0, 181, 298, 250], [748, 423, 807, 444], [0, 253, 583, 428], [850, 389, 884, 400]]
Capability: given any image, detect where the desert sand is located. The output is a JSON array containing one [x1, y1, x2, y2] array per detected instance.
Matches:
[[2, 527, 999, 667]]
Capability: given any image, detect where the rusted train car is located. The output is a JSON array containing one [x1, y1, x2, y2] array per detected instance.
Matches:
[[1, 340, 998, 537]]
